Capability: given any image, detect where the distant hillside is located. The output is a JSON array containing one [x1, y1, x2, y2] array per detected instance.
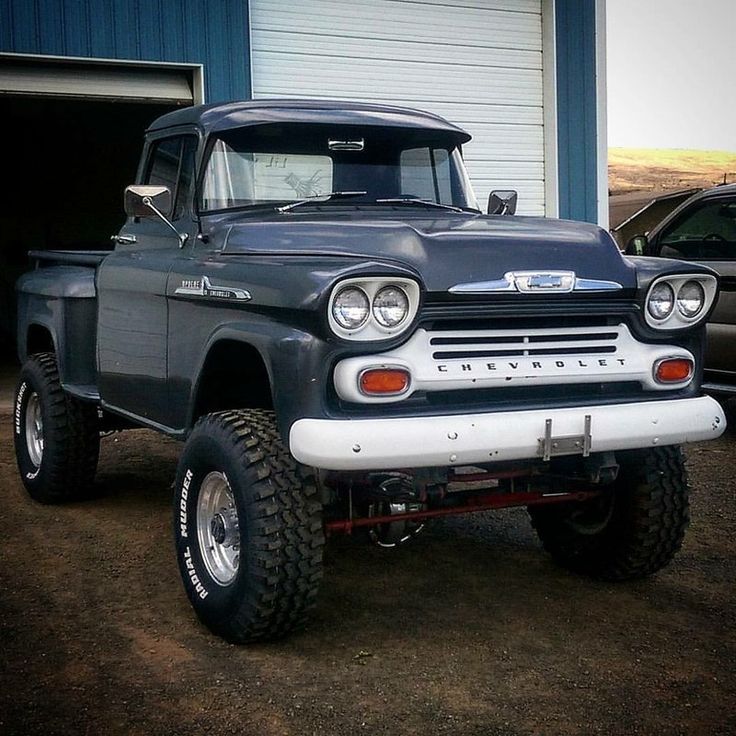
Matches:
[[609, 148, 736, 195]]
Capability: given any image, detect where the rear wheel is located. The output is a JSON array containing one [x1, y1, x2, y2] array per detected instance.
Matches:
[[13, 353, 100, 504], [529, 446, 689, 580], [174, 409, 324, 643]]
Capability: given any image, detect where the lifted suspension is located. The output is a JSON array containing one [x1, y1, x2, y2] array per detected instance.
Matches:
[[324, 486, 601, 536]]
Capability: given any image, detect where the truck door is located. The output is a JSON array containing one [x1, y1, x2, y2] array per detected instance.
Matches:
[[97, 134, 197, 426]]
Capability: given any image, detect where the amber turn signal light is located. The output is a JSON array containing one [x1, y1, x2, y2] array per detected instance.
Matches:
[[359, 368, 410, 395], [654, 358, 693, 383]]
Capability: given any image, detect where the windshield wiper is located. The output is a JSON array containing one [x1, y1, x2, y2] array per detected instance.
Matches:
[[276, 191, 367, 213], [374, 197, 467, 213]]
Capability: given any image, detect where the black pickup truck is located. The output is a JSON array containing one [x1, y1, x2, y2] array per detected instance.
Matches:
[[13, 100, 726, 643]]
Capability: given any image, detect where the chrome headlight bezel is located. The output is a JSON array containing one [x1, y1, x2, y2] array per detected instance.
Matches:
[[644, 274, 717, 329], [327, 277, 421, 341]]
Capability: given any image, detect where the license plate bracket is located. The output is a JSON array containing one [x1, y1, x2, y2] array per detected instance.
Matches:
[[537, 415, 592, 461]]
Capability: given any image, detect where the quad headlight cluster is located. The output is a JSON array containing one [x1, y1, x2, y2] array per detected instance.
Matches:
[[644, 274, 717, 329], [328, 277, 421, 340]]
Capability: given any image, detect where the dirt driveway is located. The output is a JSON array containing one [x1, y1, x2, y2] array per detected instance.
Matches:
[[1, 408, 734, 736]]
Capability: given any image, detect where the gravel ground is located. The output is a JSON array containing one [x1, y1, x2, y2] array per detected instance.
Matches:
[[0, 406, 734, 736]]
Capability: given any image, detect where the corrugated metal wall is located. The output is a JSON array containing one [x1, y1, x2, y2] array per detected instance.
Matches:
[[555, 0, 599, 223], [250, 0, 547, 217], [0, 0, 251, 102]]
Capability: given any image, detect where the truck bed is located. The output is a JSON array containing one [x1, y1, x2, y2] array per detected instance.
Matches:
[[28, 249, 111, 267]]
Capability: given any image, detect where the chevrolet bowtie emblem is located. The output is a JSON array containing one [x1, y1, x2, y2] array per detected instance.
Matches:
[[515, 272, 575, 292], [448, 271, 623, 295]]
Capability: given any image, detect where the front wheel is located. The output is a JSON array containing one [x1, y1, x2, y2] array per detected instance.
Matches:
[[529, 446, 690, 580], [174, 409, 324, 643]]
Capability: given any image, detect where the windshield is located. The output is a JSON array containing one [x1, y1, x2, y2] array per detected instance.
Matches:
[[200, 123, 479, 212]]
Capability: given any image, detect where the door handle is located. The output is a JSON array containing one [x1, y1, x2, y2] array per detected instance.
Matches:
[[111, 234, 137, 245]]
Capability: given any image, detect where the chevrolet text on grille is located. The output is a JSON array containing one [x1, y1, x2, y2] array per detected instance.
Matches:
[[436, 357, 627, 372]]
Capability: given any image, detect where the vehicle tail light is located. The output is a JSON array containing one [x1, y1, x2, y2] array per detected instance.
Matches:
[[654, 358, 693, 384], [359, 368, 411, 396]]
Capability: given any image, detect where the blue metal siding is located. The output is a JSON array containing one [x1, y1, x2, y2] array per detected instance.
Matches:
[[555, 0, 599, 223], [0, 0, 251, 102], [2, 0, 602, 221]]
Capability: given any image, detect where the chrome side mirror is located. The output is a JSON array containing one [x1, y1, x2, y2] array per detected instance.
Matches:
[[124, 185, 172, 218], [488, 189, 518, 216], [123, 185, 188, 247]]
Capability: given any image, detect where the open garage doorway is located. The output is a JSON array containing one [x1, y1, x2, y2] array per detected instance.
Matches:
[[0, 54, 202, 365], [0, 96, 175, 362]]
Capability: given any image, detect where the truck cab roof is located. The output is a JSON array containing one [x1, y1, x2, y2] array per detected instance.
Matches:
[[146, 98, 472, 143]]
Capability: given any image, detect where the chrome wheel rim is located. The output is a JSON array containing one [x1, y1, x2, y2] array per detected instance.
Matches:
[[196, 471, 240, 586], [25, 392, 44, 468]]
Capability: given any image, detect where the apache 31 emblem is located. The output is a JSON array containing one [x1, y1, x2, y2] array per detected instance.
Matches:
[[175, 276, 251, 302]]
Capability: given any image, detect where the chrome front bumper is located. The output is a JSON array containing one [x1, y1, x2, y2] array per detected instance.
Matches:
[[289, 396, 726, 471]]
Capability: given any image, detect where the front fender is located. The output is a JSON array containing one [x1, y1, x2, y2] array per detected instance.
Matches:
[[180, 317, 332, 442]]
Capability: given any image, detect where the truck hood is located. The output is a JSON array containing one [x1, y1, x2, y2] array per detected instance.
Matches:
[[219, 213, 637, 291]]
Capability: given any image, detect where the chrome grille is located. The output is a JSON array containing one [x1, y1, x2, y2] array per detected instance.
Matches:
[[427, 325, 621, 362], [332, 322, 690, 405]]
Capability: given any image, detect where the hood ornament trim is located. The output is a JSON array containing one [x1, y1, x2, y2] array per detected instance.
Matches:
[[449, 271, 623, 295]]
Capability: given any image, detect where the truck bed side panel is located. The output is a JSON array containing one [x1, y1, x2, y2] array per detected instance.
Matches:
[[17, 265, 99, 398]]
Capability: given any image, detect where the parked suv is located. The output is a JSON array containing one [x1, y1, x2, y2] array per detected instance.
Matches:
[[626, 184, 736, 395]]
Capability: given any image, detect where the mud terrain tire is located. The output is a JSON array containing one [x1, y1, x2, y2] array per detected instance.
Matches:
[[14, 353, 100, 504], [529, 446, 689, 580], [174, 409, 324, 643]]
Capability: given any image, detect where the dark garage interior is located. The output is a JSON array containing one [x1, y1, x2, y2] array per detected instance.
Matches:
[[0, 96, 176, 359]]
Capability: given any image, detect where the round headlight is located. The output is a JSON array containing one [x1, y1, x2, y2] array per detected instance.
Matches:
[[373, 286, 409, 327], [332, 286, 370, 330], [647, 282, 675, 321], [677, 280, 705, 318]]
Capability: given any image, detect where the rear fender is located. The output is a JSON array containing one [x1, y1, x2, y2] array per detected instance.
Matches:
[[16, 266, 98, 392]]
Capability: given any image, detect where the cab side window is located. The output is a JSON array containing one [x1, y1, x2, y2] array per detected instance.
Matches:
[[145, 136, 197, 220]]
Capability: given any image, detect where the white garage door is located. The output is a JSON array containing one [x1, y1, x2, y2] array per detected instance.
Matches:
[[250, 0, 546, 215], [0, 54, 201, 104]]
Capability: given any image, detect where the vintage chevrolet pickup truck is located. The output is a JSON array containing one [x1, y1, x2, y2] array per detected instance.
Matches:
[[13, 100, 726, 642]]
